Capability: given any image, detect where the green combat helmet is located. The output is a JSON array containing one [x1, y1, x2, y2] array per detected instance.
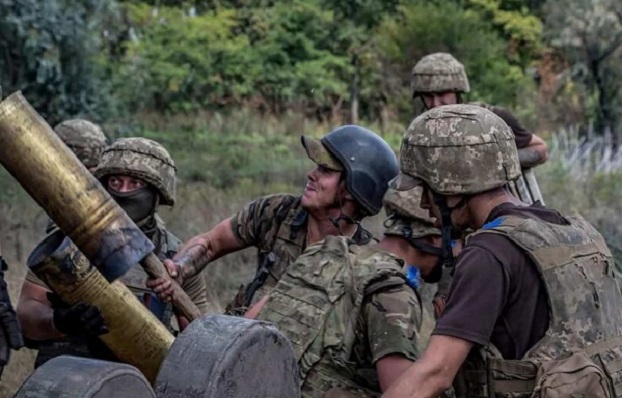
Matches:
[[94, 138, 177, 206], [54, 119, 108, 168], [410, 52, 470, 97], [383, 187, 439, 239], [393, 104, 521, 195]]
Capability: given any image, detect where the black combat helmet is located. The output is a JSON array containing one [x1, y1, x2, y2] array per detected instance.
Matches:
[[302, 125, 399, 215]]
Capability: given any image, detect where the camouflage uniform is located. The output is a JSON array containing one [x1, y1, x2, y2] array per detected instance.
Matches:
[[393, 104, 622, 397], [256, 235, 429, 398], [27, 137, 207, 366], [228, 194, 374, 313], [53, 119, 108, 169]]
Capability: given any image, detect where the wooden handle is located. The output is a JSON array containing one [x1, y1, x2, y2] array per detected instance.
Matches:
[[140, 253, 202, 321]]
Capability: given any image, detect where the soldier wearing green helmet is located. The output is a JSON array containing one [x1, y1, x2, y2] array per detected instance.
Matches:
[[53, 119, 108, 171], [17, 137, 208, 368], [242, 188, 449, 397], [383, 104, 622, 398], [410, 52, 548, 170]]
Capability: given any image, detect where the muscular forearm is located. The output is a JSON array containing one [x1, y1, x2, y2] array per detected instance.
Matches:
[[517, 147, 544, 168], [175, 219, 244, 277], [17, 299, 62, 341]]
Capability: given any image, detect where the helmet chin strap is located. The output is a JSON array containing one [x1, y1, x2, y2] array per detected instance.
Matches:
[[432, 193, 468, 276], [329, 192, 360, 236]]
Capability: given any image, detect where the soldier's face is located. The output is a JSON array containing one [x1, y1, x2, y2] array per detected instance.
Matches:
[[302, 165, 345, 210], [421, 91, 458, 109], [107, 175, 148, 193]]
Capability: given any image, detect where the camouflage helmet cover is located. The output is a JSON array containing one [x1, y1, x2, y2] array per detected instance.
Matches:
[[53, 119, 108, 168], [383, 188, 440, 239], [94, 138, 177, 206], [411, 52, 470, 96], [393, 104, 521, 195]]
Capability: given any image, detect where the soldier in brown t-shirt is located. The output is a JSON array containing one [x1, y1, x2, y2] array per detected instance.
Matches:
[[147, 125, 399, 314], [410, 52, 548, 168], [384, 104, 622, 398]]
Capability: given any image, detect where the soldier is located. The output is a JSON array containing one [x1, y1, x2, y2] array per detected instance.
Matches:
[[383, 104, 622, 398], [52, 119, 107, 173], [244, 188, 445, 397], [17, 138, 208, 367], [0, 240, 24, 375], [148, 125, 399, 314], [411, 52, 548, 169]]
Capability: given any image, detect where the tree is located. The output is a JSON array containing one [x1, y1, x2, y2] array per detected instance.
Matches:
[[544, 0, 622, 137], [0, 0, 119, 124], [377, 1, 533, 120]]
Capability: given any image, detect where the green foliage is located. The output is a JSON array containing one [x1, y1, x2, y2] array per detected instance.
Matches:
[[116, 4, 254, 112], [378, 1, 534, 116], [0, 0, 119, 124]]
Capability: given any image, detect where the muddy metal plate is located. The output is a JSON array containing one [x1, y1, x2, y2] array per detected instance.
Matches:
[[155, 314, 300, 398], [13, 356, 155, 398]]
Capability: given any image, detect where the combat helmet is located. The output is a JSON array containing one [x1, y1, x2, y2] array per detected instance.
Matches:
[[383, 188, 439, 239], [302, 125, 399, 215], [94, 138, 177, 206], [54, 119, 108, 168], [410, 53, 470, 97], [392, 104, 521, 196]]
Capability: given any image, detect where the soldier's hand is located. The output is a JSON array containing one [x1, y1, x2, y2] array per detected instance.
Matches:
[[145, 259, 184, 302], [48, 293, 108, 337]]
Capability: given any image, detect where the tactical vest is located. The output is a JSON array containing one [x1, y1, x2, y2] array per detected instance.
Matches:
[[229, 199, 374, 313], [120, 224, 181, 326], [256, 236, 406, 398], [455, 215, 622, 398]]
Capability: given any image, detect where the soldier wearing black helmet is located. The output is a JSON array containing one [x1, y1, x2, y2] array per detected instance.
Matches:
[[147, 125, 399, 314]]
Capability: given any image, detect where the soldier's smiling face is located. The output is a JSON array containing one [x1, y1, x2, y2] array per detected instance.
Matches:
[[302, 165, 346, 211]]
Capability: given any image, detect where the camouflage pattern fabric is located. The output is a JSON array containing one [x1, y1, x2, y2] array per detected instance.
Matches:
[[94, 138, 177, 206], [53, 119, 107, 168], [382, 187, 439, 238], [257, 236, 431, 398], [227, 194, 374, 313], [392, 104, 521, 195], [410, 53, 470, 96], [455, 215, 622, 397]]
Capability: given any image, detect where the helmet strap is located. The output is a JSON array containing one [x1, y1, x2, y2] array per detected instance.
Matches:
[[432, 193, 467, 275], [329, 192, 360, 237]]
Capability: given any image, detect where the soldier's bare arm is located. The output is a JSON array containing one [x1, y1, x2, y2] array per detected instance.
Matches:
[[149, 219, 243, 297], [381, 335, 472, 398], [376, 354, 414, 392], [518, 134, 548, 168], [16, 281, 62, 340]]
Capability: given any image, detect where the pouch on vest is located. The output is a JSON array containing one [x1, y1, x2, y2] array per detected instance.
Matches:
[[531, 352, 612, 398]]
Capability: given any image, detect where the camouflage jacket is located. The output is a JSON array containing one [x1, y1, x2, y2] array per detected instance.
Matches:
[[257, 236, 432, 398], [455, 215, 622, 398], [228, 194, 374, 312]]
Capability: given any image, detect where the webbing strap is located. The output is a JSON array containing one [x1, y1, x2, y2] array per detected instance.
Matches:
[[586, 336, 622, 356], [493, 379, 536, 393]]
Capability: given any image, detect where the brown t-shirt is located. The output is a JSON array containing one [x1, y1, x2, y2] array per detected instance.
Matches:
[[471, 103, 532, 149], [433, 203, 568, 359]]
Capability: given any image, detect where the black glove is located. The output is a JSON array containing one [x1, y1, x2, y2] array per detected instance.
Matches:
[[47, 293, 109, 337], [0, 257, 25, 366]]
